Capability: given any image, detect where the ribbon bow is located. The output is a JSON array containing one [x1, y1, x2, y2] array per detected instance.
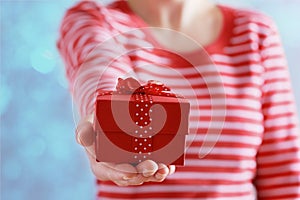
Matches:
[[116, 78, 177, 97]]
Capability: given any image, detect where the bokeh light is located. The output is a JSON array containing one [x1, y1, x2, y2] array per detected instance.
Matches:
[[30, 48, 56, 74], [1, 1, 299, 200]]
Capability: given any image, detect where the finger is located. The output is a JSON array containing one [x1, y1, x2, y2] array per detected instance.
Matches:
[[168, 165, 176, 175], [76, 121, 95, 147], [76, 114, 95, 146], [155, 163, 169, 181], [110, 164, 140, 186], [126, 174, 145, 186], [136, 160, 159, 178], [89, 160, 137, 182], [114, 163, 137, 180], [137, 163, 172, 183], [76, 122, 96, 158]]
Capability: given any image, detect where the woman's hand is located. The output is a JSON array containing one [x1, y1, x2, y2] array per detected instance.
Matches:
[[75, 115, 176, 186]]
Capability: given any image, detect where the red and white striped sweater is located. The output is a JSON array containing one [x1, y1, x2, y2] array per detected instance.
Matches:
[[57, 1, 300, 199]]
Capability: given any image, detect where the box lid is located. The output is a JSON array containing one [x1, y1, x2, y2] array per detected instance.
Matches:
[[95, 94, 190, 136]]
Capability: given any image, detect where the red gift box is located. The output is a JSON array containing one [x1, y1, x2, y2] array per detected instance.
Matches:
[[94, 78, 190, 165]]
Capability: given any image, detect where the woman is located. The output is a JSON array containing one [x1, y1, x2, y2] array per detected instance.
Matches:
[[57, 0, 300, 199]]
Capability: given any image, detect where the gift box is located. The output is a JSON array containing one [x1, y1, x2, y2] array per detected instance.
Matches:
[[94, 78, 190, 165]]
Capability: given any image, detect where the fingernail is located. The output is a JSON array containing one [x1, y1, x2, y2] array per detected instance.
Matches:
[[122, 176, 132, 180]]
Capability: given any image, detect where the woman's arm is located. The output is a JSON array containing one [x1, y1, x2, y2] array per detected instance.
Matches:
[[57, 1, 175, 186], [255, 18, 300, 199], [57, 1, 133, 116]]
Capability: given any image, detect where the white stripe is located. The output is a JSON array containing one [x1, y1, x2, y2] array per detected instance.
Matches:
[[63, 13, 93, 32], [259, 139, 300, 153], [234, 17, 254, 25], [85, 96, 97, 115], [77, 59, 132, 80], [109, 9, 132, 22], [99, 183, 252, 194], [189, 109, 262, 121], [263, 57, 287, 68], [75, 31, 99, 52], [188, 97, 225, 107], [256, 174, 300, 187], [221, 97, 260, 109], [189, 114, 226, 120], [135, 50, 174, 65], [262, 34, 280, 47], [168, 171, 254, 181], [74, 67, 115, 92], [135, 59, 265, 76], [64, 22, 111, 49], [82, 54, 115, 66], [65, 38, 79, 67], [186, 159, 257, 169], [116, 34, 154, 48], [136, 72, 205, 89], [264, 67, 288, 79], [70, 27, 112, 47], [263, 127, 299, 140], [87, 44, 128, 59], [216, 63, 264, 74], [211, 53, 261, 64], [259, 186, 300, 197], [192, 121, 263, 133], [258, 162, 300, 176], [265, 115, 298, 128], [264, 103, 297, 117], [87, 43, 131, 61], [261, 46, 284, 58], [230, 32, 259, 45], [262, 93, 294, 105], [134, 61, 219, 75], [188, 134, 262, 146], [224, 42, 259, 54], [257, 152, 300, 164], [123, 28, 147, 39], [136, 70, 263, 86], [264, 81, 291, 92], [98, 183, 254, 194], [233, 22, 270, 35], [234, 16, 271, 26], [79, 1, 98, 10], [187, 97, 260, 109], [174, 86, 261, 97], [136, 73, 223, 90], [79, 43, 97, 62], [107, 18, 137, 32], [188, 146, 257, 157]]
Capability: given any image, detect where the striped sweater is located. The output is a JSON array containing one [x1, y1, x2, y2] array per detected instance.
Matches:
[[57, 1, 300, 199]]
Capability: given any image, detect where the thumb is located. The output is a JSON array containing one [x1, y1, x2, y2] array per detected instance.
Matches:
[[76, 115, 95, 147]]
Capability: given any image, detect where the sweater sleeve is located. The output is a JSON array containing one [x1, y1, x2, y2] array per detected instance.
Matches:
[[57, 1, 133, 116], [255, 18, 300, 199]]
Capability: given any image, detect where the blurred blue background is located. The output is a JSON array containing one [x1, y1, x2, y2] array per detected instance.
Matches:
[[1, 0, 299, 199]]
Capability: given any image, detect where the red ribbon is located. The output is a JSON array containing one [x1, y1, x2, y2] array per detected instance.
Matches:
[[97, 78, 180, 97], [116, 78, 177, 97]]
